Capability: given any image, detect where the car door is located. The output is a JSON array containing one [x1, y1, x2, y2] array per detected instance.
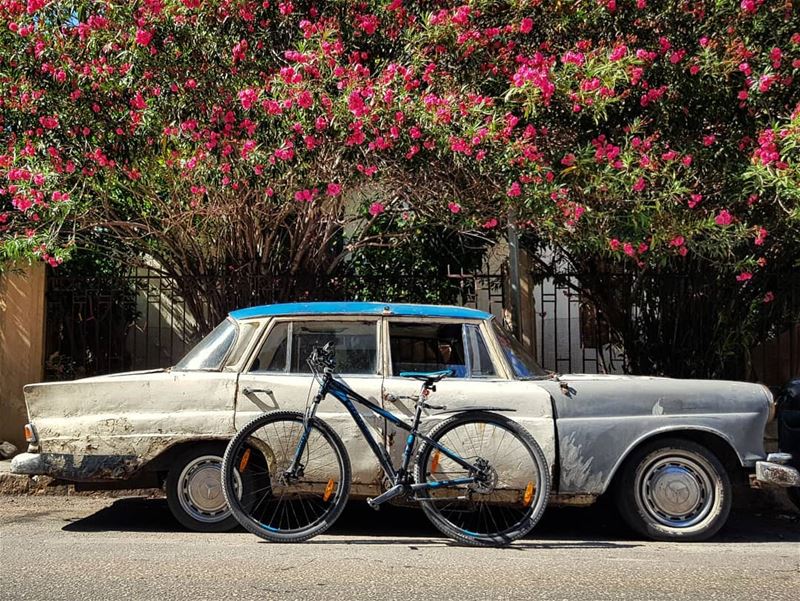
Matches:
[[235, 316, 385, 493], [381, 317, 556, 472]]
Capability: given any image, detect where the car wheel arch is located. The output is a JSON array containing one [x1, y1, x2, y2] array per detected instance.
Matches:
[[603, 427, 742, 495], [142, 437, 232, 477]]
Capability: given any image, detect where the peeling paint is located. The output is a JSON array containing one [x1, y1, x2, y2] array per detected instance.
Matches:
[[559, 432, 604, 492]]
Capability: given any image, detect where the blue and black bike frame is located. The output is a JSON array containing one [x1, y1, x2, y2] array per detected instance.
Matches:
[[286, 369, 482, 506]]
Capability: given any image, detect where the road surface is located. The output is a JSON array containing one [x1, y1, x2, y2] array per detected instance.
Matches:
[[1, 495, 798, 600]]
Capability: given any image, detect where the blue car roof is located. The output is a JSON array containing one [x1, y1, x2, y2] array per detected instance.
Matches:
[[229, 301, 492, 321]]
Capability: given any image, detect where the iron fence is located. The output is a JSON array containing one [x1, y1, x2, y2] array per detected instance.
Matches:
[[44, 265, 800, 386]]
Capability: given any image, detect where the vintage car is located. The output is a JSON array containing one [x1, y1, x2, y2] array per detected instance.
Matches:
[[11, 302, 800, 540]]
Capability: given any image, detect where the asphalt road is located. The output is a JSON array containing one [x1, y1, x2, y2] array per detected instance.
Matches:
[[1, 495, 798, 601]]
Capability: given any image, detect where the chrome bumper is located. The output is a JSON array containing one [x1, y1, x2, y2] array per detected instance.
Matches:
[[10, 452, 46, 475], [754, 453, 800, 488]]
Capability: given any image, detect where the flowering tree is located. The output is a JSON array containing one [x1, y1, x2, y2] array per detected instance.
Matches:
[[1, 0, 799, 333]]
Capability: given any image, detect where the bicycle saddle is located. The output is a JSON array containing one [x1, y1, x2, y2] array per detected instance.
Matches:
[[398, 370, 453, 383]]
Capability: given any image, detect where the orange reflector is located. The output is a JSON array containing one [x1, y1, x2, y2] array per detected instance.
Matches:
[[430, 450, 441, 473], [238, 448, 251, 472], [323, 479, 335, 502], [523, 481, 535, 506], [24, 424, 35, 443]]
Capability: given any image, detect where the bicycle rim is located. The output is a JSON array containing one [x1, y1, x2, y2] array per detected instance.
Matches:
[[223, 412, 349, 541], [415, 414, 549, 545]]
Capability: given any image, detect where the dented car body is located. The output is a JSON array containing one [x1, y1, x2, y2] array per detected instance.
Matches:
[[12, 301, 798, 540]]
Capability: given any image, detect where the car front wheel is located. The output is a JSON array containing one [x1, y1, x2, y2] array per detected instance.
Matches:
[[615, 438, 732, 542], [165, 443, 240, 532]]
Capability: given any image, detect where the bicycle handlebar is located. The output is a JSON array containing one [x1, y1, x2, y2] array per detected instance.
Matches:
[[308, 342, 336, 371]]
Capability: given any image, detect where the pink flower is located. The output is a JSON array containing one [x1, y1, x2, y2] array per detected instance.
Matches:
[[754, 227, 768, 246], [326, 183, 342, 196], [240, 140, 257, 159], [736, 271, 752, 282], [715, 210, 733, 226], [740, 0, 763, 14], [135, 29, 153, 47], [448, 202, 461, 214], [763, 291, 775, 303], [297, 90, 313, 109], [130, 91, 147, 110], [482, 218, 498, 229], [632, 177, 646, 192], [356, 14, 379, 35], [519, 18, 534, 34], [38, 115, 58, 129], [623, 242, 635, 257], [702, 134, 716, 146], [609, 45, 627, 61], [561, 153, 576, 167], [294, 188, 317, 203], [368, 202, 385, 216], [238, 88, 258, 110], [688, 193, 703, 208], [669, 235, 685, 247], [609, 238, 621, 251], [507, 181, 522, 197]]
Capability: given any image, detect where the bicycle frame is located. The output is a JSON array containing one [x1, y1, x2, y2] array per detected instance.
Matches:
[[286, 370, 480, 496]]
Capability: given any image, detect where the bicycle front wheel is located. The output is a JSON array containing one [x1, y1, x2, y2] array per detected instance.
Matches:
[[221, 410, 351, 542], [414, 411, 550, 546]]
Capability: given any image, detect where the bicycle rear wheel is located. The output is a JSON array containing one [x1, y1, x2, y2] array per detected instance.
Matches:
[[414, 411, 550, 546], [221, 410, 351, 542]]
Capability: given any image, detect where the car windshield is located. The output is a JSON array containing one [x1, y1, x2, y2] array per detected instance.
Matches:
[[174, 318, 238, 371], [492, 322, 549, 379]]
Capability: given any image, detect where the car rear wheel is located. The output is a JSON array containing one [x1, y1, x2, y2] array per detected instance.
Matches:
[[166, 442, 239, 532], [615, 438, 732, 542]]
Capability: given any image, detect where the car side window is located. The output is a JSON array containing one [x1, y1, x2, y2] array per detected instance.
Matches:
[[389, 322, 468, 378], [290, 321, 377, 374], [464, 324, 497, 378], [250, 322, 289, 373], [251, 320, 378, 374]]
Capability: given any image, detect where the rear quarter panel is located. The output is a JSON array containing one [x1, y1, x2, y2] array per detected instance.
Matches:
[[24, 370, 237, 479]]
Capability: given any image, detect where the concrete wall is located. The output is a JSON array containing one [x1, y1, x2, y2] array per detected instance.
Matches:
[[0, 263, 46, 451]]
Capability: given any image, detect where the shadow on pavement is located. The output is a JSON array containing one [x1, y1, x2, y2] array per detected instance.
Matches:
[[61, 496, 799, 545]]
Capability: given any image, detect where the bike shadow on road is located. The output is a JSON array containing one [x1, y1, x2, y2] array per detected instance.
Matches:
[[61, 496, 798, 546]]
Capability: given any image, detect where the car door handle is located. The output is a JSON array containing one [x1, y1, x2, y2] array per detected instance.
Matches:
[[384, 392, 417, 403], [243, 387, 273, 395]]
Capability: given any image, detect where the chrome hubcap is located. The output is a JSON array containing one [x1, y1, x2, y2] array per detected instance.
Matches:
[[639, 454, 714, 528], [178, 455, 240, 523]]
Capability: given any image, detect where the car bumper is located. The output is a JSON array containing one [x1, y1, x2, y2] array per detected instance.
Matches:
[[10, 452, 45, 475], [754, 453, 800, 488], [10, 452, 141, 482]]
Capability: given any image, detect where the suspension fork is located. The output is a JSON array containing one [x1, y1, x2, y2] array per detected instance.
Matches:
[[286, 371, 330, 476]]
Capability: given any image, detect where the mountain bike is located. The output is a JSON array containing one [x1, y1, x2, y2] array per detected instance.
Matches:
[[221, 343, 550, 546]]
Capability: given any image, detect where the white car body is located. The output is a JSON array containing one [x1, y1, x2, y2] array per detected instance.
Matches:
[[13, 301, 792, 539]]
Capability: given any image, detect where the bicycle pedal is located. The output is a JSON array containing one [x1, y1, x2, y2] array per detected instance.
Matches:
[[366, 497, 380, 511]]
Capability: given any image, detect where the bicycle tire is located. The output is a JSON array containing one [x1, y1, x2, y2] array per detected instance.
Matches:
[[221, 410, 351, 543], [414, 411, 550, 546]]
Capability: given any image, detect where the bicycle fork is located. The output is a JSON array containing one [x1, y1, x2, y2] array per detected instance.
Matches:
[[284, 375, 329, 479]]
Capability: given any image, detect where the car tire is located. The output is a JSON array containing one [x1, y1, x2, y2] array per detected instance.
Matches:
[[165, 442, 239, 532], [615, 438, 732, 542]]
